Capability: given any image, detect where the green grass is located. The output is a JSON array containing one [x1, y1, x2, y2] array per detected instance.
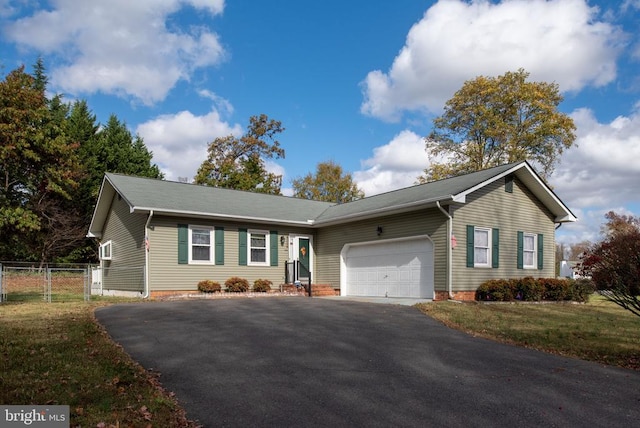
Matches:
[[416, 295, 640, 370], [0, 298, 198, 427]]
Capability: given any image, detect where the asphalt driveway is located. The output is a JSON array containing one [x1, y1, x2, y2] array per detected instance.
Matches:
[[95, 298, 640, 427]]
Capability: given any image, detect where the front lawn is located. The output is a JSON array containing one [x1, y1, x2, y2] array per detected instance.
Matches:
[[0, 299, 198, 427], [416, 296, 640, 370]]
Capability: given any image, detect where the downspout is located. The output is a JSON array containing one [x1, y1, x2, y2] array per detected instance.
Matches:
[[143, 210, 154, 298], [436, 201, 454, 299]]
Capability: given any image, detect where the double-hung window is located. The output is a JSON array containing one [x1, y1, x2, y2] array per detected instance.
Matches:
[[517, 231, 543, 270], [249, 230, 269, 265], [474, 227, 491, 267], [523, 233, 537, 269], [467, 225, 499, 268], [189, 226, 214, 263]]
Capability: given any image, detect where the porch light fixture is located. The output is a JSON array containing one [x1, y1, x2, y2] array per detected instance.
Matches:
[[280, 235, 286, 246], [377, 226, 383, 236]]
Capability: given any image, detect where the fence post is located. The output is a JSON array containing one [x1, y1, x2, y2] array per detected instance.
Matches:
[[0, 262, 3, 302]]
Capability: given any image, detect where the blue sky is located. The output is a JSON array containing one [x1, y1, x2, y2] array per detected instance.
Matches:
[[1, 0, 639, 245]]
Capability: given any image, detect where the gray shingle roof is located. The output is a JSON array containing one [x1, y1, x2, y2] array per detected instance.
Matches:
[[88, 161, 575, 237], [104, 173, 334, 224], [314, 163, 521, 224]]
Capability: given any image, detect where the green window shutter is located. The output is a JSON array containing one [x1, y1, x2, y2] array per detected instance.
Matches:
[[537, 234, 544, 270], [178, 224, 188, 264], [270, 230, 278, 266], [492, 228, 499, 268], [238, 228, 247, 266], [466, 225, 474, 268], [517, 231, 524, 269], [215, 227, 225, 265]]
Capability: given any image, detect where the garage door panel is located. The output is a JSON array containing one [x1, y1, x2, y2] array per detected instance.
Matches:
[[345, 238, 434, 299]]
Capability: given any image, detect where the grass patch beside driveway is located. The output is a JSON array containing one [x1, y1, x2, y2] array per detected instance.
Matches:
[[416, 296, 640, 370], [0, 299, 197, 427]]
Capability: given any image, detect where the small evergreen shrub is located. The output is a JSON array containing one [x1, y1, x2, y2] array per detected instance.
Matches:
[[475, 279, 515, 301], [476, 277, 596, 302], [225, 277, 249, 292], [514, 276, 544, 301], [253, 279, 272, 292], [541, 278, 571, 301], [198, 280, 221, 293], [568, 278, 596, 303]]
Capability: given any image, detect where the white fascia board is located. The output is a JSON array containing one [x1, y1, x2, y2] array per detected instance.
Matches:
[[313, 196, 455, 227], [131, 206, 316, 227]]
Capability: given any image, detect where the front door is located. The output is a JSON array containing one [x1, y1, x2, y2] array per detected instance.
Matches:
[[290, 235, 312, 282], [298, 237, 310, 280]]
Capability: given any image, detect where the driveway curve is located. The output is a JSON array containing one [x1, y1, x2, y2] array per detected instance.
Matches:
[[95, 298, 640, 427]]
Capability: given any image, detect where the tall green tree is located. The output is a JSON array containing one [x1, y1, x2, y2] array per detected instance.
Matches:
[[195, 114, 285, 194], [292, 160, 364, 203], [0, 64, 81, 262], [419, 69, 576, 182]]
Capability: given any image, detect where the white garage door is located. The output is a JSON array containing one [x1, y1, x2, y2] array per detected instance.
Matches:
[[345, 238, 434, 298]]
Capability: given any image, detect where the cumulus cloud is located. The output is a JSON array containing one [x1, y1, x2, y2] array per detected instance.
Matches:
[[353, 130, 428, 196], [136, 108, 242, 181], [4, 0, 226, 104], [361, 0, 625, 121], [552, 104, 640, 243]]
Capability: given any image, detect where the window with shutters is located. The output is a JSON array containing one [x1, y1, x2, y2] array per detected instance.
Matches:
[[189, 225, 214, 264], [523, 233, 537, 269], [474, 227, 491, 267], [248, 229, 269, 266]]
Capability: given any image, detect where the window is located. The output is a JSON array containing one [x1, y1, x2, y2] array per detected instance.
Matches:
[[474, 228, 491, 267], [517, 231, 543, 270], [189, 226, 214, 264], [467, 225, 499, 268], [100, 240, 113, 260], [523, 233, 537, 269], [249, 230, 269, 265]]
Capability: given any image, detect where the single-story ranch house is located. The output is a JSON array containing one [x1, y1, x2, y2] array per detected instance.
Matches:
[[88, 161, 576, 300]]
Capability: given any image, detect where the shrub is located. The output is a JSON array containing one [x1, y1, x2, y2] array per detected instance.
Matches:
[[513, 276, 544, 301], [253, 279, 272, 293], [476, 279, 515, 301], [225, 277, 249, 292], [197, 280, 221, 293], [541, 278, 571, 301], [568, 278, 596, 303]]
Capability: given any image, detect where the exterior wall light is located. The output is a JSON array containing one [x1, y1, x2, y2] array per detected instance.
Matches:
[[377, 226, 383, 236]]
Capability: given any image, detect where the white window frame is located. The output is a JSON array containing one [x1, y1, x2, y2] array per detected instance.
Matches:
[[189, 225, 215, 264], [100, 240, 113, 261], [474, 227, 491, 268], [248, 229, 269, 266], [523, 233, 537, 269]]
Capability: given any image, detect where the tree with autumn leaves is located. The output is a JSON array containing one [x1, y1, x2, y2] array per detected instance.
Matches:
[[580, 212, 640, 317], [0, 61, 162, 263]]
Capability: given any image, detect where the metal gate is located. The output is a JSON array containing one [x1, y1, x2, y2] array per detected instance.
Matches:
[[0, 264, 90, 303]]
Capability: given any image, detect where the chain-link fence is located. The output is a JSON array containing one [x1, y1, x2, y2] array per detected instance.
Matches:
[[0, 262, 93, 303]]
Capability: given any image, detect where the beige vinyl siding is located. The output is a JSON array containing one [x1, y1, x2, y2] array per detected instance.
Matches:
[[100, 195, 146, 292], [451, 177, 556, 291], [148, 216, 314, 291], [315, 208, 448, 291]]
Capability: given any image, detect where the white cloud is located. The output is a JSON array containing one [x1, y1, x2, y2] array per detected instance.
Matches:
[[361, 0, 624, 121], [354, 130, 427, 196], [4, 0, 226, 104], [552, 104, 640, 243], [136, 109, 242, 181]]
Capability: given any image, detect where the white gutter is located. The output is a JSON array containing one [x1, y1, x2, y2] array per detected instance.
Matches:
[[143, 210, 154, 299], [436, 201, 454, 299]]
